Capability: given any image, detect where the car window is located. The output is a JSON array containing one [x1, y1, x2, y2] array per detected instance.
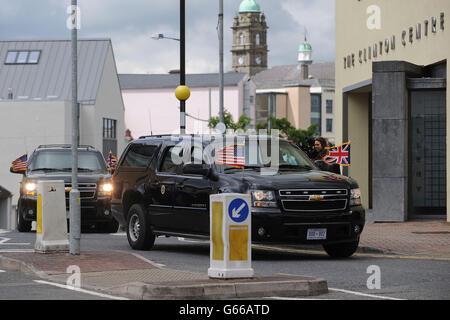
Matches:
[[159, 146, 183, 173], [121, 144, 158, 168], [30, 150, 105, 172]]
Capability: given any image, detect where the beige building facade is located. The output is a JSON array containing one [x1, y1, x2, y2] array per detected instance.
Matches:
[[335, 0, 449, 222]]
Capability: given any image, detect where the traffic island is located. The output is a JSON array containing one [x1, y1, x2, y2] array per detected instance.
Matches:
[[107, 274, 328, 300]]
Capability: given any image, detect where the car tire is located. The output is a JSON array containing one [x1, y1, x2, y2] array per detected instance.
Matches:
[[126, 204, 155, 250], [323, 240, 359, 258], [17, 202, 32, 233]]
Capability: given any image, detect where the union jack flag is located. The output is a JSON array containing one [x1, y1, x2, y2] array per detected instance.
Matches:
[[106, 152, 119, 170], [324, 143, 351, 166], [216, 144, 245, 169], [11, 154, 28, 172]]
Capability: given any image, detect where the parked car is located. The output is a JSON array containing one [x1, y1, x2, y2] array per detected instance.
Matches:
[[112, 135, 365, 258], [11, 144, 118, 233]]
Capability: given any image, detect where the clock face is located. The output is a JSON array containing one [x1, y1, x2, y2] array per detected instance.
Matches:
[[256, 56, 262, 65], [238, 57, 244, 65]]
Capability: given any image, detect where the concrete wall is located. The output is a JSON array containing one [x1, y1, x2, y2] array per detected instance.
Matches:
[[0, 100, 70, 205], [80, 46, 126, 157], [348, 92, 371, 209]]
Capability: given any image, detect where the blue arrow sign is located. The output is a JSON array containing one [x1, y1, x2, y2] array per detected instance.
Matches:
[[228, 198, 249, 223]]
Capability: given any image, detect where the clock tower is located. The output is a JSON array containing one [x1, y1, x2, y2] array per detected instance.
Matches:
[[231, 0, 268, 76]]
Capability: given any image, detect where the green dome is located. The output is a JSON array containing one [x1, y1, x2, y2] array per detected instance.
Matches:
[[239, 0, 261, 13], [299, 42, 312, 51]]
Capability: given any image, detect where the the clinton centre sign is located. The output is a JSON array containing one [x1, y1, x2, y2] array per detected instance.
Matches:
[[344, 12, 445, 70]]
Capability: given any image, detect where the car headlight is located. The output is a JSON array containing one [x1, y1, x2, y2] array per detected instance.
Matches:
[[25, 182, 37, 196], [25, 182, 37, 192], [251, 190, 277, 208], [350, 188, 362, 206], [99, 183, 113, 196]]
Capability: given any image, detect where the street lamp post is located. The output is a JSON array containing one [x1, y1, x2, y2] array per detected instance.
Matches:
[[70, 0, 80, 255], [151, 0, 186, 135], [180, 0, 186, 135]]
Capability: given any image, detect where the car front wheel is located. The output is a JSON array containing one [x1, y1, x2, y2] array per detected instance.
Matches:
[[126, 204, 155, 250], [323, 240, 359, 258]]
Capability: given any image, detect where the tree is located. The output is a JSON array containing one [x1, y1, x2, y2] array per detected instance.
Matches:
[[208, 110, 251, 131], [256, 116, 319, 154]]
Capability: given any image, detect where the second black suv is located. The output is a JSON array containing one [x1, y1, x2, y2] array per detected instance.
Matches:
[[11, 144, 118, 233], [112, 135, 365, 258]]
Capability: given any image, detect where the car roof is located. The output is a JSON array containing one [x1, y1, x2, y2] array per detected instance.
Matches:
[[133, 134, 289, 145], [35, 144, 100, 152]]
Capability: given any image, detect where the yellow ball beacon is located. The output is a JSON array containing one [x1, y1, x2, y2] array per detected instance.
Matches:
[[175, 85, 191, 101]]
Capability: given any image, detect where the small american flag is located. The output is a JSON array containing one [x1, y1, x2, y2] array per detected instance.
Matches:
[[12, 154, 28, 172], [107, 152, 118, 170], [216, 144, 245, 169], [324, 143, 351, 166]]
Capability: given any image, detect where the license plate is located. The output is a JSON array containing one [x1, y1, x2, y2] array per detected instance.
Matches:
[[307, 228, 327, 240]]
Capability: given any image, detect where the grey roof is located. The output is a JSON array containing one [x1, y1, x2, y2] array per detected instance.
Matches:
[[119, 72, 248, 90], [253, 62, 335, 90], [0, 39, 111, 104]]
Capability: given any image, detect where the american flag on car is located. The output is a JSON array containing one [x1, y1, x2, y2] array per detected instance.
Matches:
[[11, 154, 28, 172], [216, 144, 245, 169]]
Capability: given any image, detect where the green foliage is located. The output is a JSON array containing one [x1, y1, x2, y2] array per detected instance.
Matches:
[[257, 116, 319, 151], [208, 110, 251, 131]]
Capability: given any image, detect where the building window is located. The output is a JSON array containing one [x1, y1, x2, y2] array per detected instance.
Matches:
[[326, 119, 333, 133], [239, 33, 244, 45], [103, 118, 117, 139], [311, 94, 322, 133], [326, 100, 333, 114], [255, 33, 260, 45], [5, 50, 41, 65], [103, 118, 117, 157]]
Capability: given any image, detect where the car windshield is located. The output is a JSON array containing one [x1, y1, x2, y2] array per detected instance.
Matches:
[[213, 138, 314, 172], [29, 150, 106, 172]]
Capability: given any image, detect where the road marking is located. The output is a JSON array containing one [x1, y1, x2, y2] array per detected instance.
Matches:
[[0, 249, 35, 253], [252, 244, 450, 262], [0, 237, 31, 246], [33, 280, 129, 300], [328, 288, 404, 300], [0, 270, 5, 273], [268, 296, 336, 300]]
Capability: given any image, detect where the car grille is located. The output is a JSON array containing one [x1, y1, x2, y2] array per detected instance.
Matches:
[[279, 189, 348, 212], [65, 183, 96, 199]]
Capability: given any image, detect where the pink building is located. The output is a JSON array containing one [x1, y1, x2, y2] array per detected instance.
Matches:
[[119, 73, 256, 138]]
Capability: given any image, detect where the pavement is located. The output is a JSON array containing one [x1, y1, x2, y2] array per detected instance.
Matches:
[[0, 217, 449, 300]]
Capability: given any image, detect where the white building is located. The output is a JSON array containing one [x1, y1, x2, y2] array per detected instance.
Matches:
[[0, 39, 126, 220], [119, 72, 256, 137]]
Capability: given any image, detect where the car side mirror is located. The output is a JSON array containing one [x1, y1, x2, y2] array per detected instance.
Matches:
[[10, 167, 25, 175], [314, 160, 327, 171]]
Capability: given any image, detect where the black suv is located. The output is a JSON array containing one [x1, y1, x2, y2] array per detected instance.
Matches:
[[11, 145, 118, 233], [112, 135, 365, 258]]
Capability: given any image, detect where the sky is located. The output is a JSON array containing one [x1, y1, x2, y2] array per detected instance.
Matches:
[[0, 0, 335, 74]]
